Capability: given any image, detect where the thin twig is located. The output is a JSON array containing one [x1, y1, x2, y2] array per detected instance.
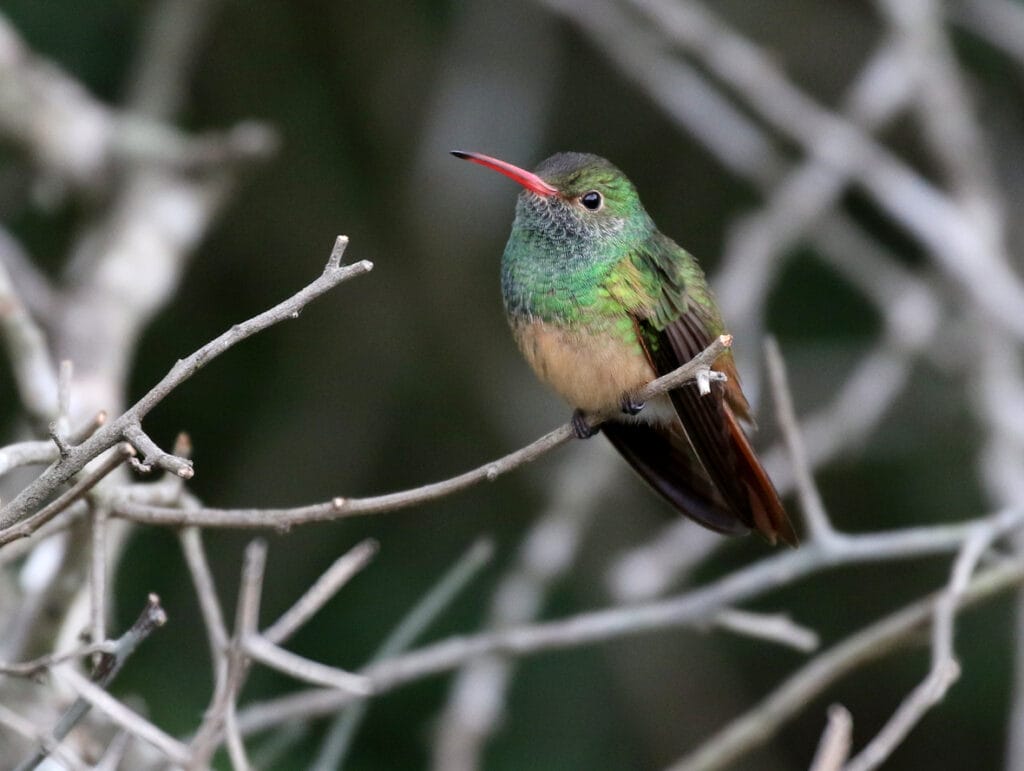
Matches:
[[13, 594, 167, 771], [0, 250, 59, 425], [842, 526, 994, 771], [663, 560, 1024, 771], [235, 508, 1024, 738], [431, 451, 616, 771], [317, 538, 494, 770], [765, 337, 833, 543], [67, 410, 108, 446], [809, 705, 853, 771], [0, 237, 372, 531], [710, 609, 819, 653], [243, 634, 372, 693], [92, 730, 133, 771], [0, 640, 117, 677], [0, 441, 59, 477], [179, 526, 229, 656], [123, 421, 194, 479], [53, 667, 191, 765], [89, 504, 109, 665], [189, 540, 267, 770], [624, 0, 1024, 341], [952, 0, 1024, 69], [264, 538, 380, 646], [0, 703, 88, 771]]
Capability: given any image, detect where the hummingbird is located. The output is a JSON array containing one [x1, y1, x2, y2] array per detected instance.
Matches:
[[452, 150, 796, 546]]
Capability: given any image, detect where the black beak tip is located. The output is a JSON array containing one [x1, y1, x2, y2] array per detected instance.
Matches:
[[450, 150, 470, 160]]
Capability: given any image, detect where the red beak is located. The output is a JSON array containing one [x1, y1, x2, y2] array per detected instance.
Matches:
[[451, 150, 558, 197]]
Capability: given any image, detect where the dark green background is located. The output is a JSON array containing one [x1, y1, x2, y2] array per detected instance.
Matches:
[[1, 1, 1019, 768]]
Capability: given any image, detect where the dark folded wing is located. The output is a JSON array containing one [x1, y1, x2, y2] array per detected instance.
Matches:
[[603, 419, 749, 536], [629, 240, 796, 546]]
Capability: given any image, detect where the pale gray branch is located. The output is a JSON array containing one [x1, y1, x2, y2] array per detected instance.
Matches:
[[243, 634, 372, 694], [13, 594, 167, 771], [0, 443, 135, 547], [809, 705, 853, 771], [0, 236, 372, 531], [316, 538, 494, 770], [109, 335, 732, 530], [54, 667, 191, 766], [236, 508, 1024, 739], [0, 249, 59, 425], [765, 337, 833, 543], [0, 441, 58, 478], [264, 538, 379, 646], [710, 609, 819, 654], [664, 559, 1024, 771]]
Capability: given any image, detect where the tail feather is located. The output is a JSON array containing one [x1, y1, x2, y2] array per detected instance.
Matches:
[[722, 406, 798, 547], [602, 420, 750, 537], [667, 384, 797, 547]]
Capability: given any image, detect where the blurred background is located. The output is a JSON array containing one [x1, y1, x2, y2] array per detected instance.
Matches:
[[1, 0, 1024, 768]]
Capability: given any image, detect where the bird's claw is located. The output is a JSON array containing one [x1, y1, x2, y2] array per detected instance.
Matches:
[[571, 409, 599, 439], [620, 396, 645, 416]]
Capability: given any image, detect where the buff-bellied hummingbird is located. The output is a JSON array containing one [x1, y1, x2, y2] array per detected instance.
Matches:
[[452, 150, 797, 546]]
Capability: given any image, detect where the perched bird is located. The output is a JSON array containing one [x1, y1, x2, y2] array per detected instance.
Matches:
[[452, 150, 796, 546]]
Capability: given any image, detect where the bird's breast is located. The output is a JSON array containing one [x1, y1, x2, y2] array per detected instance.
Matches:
[[511, 318, 659, 414]]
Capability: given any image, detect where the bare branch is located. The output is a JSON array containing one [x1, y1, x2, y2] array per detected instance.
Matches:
[[664, 559, 1024, 771], [67, 410, 108, 446], [952, 0, 1024, 76], [0, 640, 117, 678], [264, 538, 379, 646], [236, 508, 1024, 738], [52, 667, 191, 766], [843, 525, 994, 771], [319, 538, 494, 770], [0, 703, 88, 771], [110, 335, 732, 530], [123, 420, 194, 479], [710, 609, 819, 654], [0, 9, 274, 190], [765, 337, 833, 544], [190, 539, 266, 770], [626, 0, 1024, 341], [0, 441, 59, 478], [92, 730, 133, 771], [0, 237, 372, 531], [431, 451, 615, 771], [809, 705, 853, 771], [13, 594, 167, 771], [0, 443, 135, 546], [89, 505, 109, 665], [179, 526, 229, 657], [243, 634, 372, 693], [0, 248, 58, 425]]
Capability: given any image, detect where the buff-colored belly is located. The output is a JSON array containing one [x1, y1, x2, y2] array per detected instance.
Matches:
[[513, 318, 657, 412]]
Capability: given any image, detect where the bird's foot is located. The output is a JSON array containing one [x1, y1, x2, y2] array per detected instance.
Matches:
[[620, 395, 645, 416], [571, 409, 599, 439]]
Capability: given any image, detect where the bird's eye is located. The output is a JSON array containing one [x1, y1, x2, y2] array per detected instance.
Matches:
[[580, 191, 603, 211]]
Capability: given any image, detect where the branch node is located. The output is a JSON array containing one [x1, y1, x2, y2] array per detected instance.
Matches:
[[123, 421, 194, 479], [48, 422, 71, 459]]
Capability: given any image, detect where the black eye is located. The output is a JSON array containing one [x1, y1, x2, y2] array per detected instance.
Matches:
[[580, 191, 602, 210]]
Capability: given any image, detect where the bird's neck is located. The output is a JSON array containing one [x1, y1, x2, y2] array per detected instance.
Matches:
[[500, 233, 616, 324]]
